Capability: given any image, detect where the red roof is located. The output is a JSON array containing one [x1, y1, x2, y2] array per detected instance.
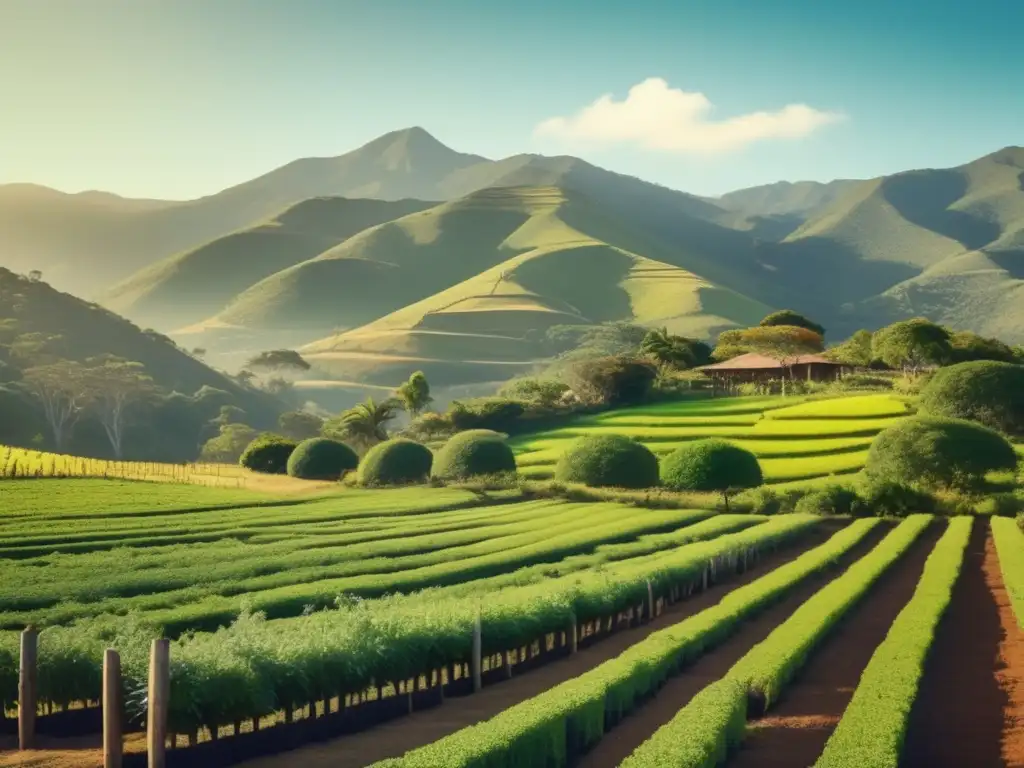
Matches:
[[699, 352, 841, 371]]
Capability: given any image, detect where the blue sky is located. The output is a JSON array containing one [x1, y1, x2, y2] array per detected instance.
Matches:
[[1, 0, 1021, 199]]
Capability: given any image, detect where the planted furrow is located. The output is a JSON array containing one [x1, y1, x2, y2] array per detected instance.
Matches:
[[361, 519, 879, 768], [814, 517, 971, 768], [619, 515, 932, 768], [902, 519, 1024, 768]]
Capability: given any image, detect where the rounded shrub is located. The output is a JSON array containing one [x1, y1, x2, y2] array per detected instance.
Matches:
[[919, 360, 1024, 434], [286, 437, 359, 480], [239, 433, 297, 474], [432, 430, 517, 481], [357, 439, 433, 486], [734, 487, 781, 515], [554, 434, 659, 489], [660, 439, 763, 510], [865, 415, 1017, 492]]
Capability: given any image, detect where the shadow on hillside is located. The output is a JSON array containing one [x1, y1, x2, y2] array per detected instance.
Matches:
[[881, 170, 1002, 251], [988, 249, 1024, 279]]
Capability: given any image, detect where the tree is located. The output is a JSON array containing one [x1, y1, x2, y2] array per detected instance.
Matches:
[[278, 410, 325, 441], [760, 310, 825, 337], [728, 325, 825, 395], [21, 360, 90, 451], [948, 331, 1017, 364], [199, 423, 259, 463], [639, 328, 712, 369], [245, 349, 311, 372], [870, 318, 952, 375], [191, 347, 207, 359], [396, 371, 432, 417], [81, 357, 159, 459], [554, 434, 659, 489], [659, 439, 763, 511], [235, 369, 257, 388], [1014, 346, 1024, 364], [498, 377, 570, 408], [825, 329, 873, 367], [566, 356, 657, 406], [27, 270, 42, 283], [323, 396, 401, 449]]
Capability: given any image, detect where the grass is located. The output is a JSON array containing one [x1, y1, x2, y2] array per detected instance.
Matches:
[[814, 517, 971, 768]]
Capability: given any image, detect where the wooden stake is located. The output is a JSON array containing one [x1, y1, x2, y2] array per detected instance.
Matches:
[[472, 614, 482, 693], [503, 650, 513, 679], [647, 581, 655, 621], [147, 639, 169, 768], [569, 617, 578, 654], [18, 628, 38, 751], [103, 649, 123, 768]]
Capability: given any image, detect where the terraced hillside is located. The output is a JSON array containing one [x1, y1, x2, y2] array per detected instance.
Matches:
[[512, 393, 914, 487], [285, 186, 769, 385]]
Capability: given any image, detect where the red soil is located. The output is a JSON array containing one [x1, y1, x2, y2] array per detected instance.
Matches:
[[726, 522, 942, 768], [0, 522, 847, 768], [574, 521, 894, 768], [903, 521, 1024, 768]]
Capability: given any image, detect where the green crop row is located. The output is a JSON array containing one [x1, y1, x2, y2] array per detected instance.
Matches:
[[617, 515, 932, 768], [370, 518, 879, 768], [0, 499, 580, 612], [0, 515, 822, 729], [618, 679, 747, 768], [2, 505, 713, 631], [992, 516, 1024, 628], [814, 517, 970, 768], [728, 514, 932, 709]]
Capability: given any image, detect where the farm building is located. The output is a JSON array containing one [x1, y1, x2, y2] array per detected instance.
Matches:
[[698, 352, 847, 384]]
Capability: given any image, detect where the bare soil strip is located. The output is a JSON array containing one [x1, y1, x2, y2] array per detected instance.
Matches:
[[724, 522, 942, 768], [574, 521, 896, 768], [0, 522, 850, 768], [903, 521, 1024, 768]]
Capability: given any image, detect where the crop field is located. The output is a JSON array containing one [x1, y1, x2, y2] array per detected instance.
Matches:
[[511, 393, 914, 484], [1, 391, 1021, 768]]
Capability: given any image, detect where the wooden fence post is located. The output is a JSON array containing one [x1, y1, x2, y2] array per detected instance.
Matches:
[[472, 614, 482, 693], [148, 639, 170, 768], [104, 649, 123, 768], [647, 581, 655, 621], [18, 628, 38, 750], [569, 616, 578, 654]]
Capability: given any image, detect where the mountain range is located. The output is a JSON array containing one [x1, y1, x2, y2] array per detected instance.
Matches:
[[2, 127, 1021, 390]]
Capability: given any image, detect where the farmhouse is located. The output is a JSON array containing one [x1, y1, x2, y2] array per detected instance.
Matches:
[[698, 352, 846, 384]]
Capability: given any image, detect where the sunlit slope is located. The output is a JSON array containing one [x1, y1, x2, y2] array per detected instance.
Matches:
[[765, 146, 1024, 340], [291, 186, 770, 385], [104, 197, 434, 330]]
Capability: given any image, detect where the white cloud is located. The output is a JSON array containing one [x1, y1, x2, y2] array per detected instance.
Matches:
[[534, 78, 844, 154]]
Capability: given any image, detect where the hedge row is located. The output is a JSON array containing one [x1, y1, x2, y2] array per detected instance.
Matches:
[[991, 516, 1024, 628], [814, 517, 970, 768], [371, 518, 880, 768], [618, 516, 931, 767]]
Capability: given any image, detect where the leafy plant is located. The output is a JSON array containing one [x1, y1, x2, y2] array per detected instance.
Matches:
[[357, 438, 433, 486], [432, 430, 517, 481], [238, 433, 297, 474], [554, 434, 659, 489], [286, 437, 358, 480], [659, 439, 763, 511]]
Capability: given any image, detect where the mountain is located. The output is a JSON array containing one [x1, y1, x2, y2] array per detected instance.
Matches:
[[0, 128, 487, 298], [103, 196, 436, 330], [760, 146, 1024, 339], [289, 185, 770, 386]]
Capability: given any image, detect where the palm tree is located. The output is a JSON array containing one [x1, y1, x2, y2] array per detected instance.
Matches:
[[640, 328, 710, 369], [327, 396, 401, 448]]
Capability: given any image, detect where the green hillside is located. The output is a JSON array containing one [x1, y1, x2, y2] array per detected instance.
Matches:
[[765, 146, 1024, 340], [0, 268, 276, 414], [294, 186, 771, 385], [103, 196, 434, 330]]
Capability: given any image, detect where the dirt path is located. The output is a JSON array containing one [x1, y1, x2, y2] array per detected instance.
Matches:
[[574, 521, 893, 768], [725, 522, 942, 768], [903, 521, 1024, 768]]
